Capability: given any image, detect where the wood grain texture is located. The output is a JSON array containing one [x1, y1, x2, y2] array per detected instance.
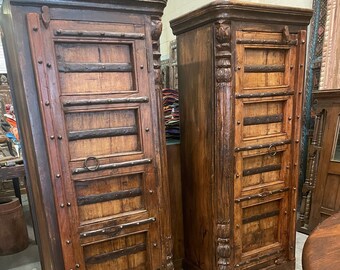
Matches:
[[303, 212, 340, 270], [1, 1, 173, 269], [171, 2, 311, 269]]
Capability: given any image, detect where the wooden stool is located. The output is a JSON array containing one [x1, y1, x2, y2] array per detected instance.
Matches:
[[302, 212, 340, 269]]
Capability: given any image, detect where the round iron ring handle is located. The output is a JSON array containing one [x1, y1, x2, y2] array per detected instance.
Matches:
[[84, 156, 100, 171], [268, 144, 277, 157]]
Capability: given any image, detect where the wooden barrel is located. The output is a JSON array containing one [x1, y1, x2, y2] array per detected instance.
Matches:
[[0, 197, 29, 255]]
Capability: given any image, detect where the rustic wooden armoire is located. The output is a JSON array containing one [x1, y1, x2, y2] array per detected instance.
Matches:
[[171, 2, 312, 269], [1, 0, 174, 269]]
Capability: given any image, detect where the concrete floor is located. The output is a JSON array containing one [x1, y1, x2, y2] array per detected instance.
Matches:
[[0, 195, 308, 270]]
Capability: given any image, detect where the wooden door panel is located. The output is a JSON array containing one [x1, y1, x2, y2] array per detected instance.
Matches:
[[56, 41, 136, 94], [27, 13, 162, 269], [65, 108, 141, 160]]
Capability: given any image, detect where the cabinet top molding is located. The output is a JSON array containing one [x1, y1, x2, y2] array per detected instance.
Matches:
[[171, 0, 312, 35], [2, 0, 167, 15]]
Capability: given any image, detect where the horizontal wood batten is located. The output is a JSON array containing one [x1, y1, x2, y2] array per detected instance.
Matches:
[[72, 158, 152, 174], [243, 164, 281, 177], [235, 187, 290, 203], [54, 29, 145, 39], [242, 210, 280, 224], [235, 139, 291, 152], [58, 62, 132, 73], [243, 114, 283, 126], [244, 65, 285, 73], [236, 91, 294, 99], [85, 243, 146, 265], [80, 218, 156, 238], [236, 39, 298, 45], [77, 187, 142, 206], [63, 96, 149, 107], [68, 126, 137, 141]]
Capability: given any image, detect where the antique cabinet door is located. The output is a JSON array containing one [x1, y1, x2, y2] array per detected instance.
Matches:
[[233, 28, 305, 267], [27, 12, 163, 270]]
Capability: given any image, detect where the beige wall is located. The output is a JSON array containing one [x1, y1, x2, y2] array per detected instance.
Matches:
[[160, 0, 313, 59]]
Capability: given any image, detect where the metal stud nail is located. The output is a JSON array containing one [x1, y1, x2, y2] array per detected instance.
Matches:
[[237, 121, 241, 125], [300, 64, 304, 68], [58, 135, 62, 140], [140, 65, 144, 69], [149, 190, 154, 194], [45, 101, 50, 106], [50, 135, 55, 140], [145, 128, 150, 132], [297, 115, 300, 119], [290, 65, 294, 69], [301, 40, 305, 44], [293, 209, 296, 212], [295, 140, 299, 143], [66, 240, 71, 244], [46, 63, 52, 68], [236, 224, 240, 228], [288, 116, 292, 120], [67, 202, 71, 207], [237, 66, 241, 70], [75, 264, 80, 268], [153, 243, 157, 247], [33, 27, 38, 32], [38, 60, 43, 64], [236, 173, 240, 178], [60, 203, 65, 208], [56, 174, 61, 178]]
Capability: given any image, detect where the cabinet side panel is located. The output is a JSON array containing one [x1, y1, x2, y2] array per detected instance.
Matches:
[[177, 25, 214, 269]]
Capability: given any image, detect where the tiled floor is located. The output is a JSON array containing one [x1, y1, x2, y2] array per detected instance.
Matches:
[[0, 196, 308, 270]]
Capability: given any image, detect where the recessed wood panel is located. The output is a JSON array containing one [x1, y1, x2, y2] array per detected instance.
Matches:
[[242, 200, 280, 253], [83, 232, 147, 270], [56, 42, 135, 93], [65, 109, 141, 160], [321, 174, 340, 211], [242, 100, 286, 139], [242, 152, 283, 189], [76, 173, 144, 222]]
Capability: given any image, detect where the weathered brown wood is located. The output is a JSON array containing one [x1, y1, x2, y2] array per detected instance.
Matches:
[[72, 158, 152, 174], [244, 65, 285, 73], [242, 164, 281, 177], [171, 2, 311, 268], [54, 29, 145, 39], [68, 126, 137, 141], [303, 212, 340, 270], [63, 96, 149, 107], [58, 63, 132, 73], [85, 243, 146, 264], [243, 114, 283, 126], [77, 187, 142, 205], [1, 1, 173, 269]]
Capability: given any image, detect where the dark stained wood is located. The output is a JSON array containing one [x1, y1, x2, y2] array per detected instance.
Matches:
[[77, 187, 142, 206], [63, 97, 149, 107], [171, 2, 311, 269], [85, 243, 146, 264], [58, 63, 132, 73], [302, 89, 340, 232], [243, 114, 283, 126], [303, 212, 340, 270], [1, 1, 173, 269], [68, 126, 137, 141], [0, 164, 25, 179], [54, 29, 145, 39]]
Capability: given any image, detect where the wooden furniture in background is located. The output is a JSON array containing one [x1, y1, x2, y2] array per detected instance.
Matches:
[[304, 89, 340, 231], [166, 142, 184, 269], [171, 1, 312, 269], [1, 0, 174, 269], [302, 211, 340, 270]]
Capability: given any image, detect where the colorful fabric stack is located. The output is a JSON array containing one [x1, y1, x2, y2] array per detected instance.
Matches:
[[162, 88, 180, 141]]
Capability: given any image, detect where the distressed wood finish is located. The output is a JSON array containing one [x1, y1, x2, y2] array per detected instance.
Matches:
[[1, 1, 173, 269], [171, 1, 311, 269], [307, 89, 340, 231]]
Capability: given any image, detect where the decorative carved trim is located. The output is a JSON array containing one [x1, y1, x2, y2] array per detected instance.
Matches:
[[164, 235, 174, 270], [216, 221, 231, 269], [152, 17, 163, 91], [41, 6, 51, 28], [215, 20, 232, 269]]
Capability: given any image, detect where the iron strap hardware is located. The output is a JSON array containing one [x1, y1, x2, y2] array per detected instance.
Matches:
[[84, 156, 99, 171], [235, 139, 291, 152], [63, 96, 149, 107], [54, 29, 145, 39], [235, 91, 294, 99], [72, 158, 152, 174], [235, 187, 289, 203], [268, 144, 278, 156], [80, 217, 156, 238]]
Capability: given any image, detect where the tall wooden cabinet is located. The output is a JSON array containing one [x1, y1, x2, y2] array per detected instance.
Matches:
[[171, 2, 312, 269], [1, 1, 174, 269]]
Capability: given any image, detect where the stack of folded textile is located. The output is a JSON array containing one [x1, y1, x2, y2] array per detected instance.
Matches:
[[162, 88, 180, 141]]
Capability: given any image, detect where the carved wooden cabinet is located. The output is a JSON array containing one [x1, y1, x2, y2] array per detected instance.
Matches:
[[303, 89, 340, 231], [1, 1, 174, 269], [171, 2, 312, 269]]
